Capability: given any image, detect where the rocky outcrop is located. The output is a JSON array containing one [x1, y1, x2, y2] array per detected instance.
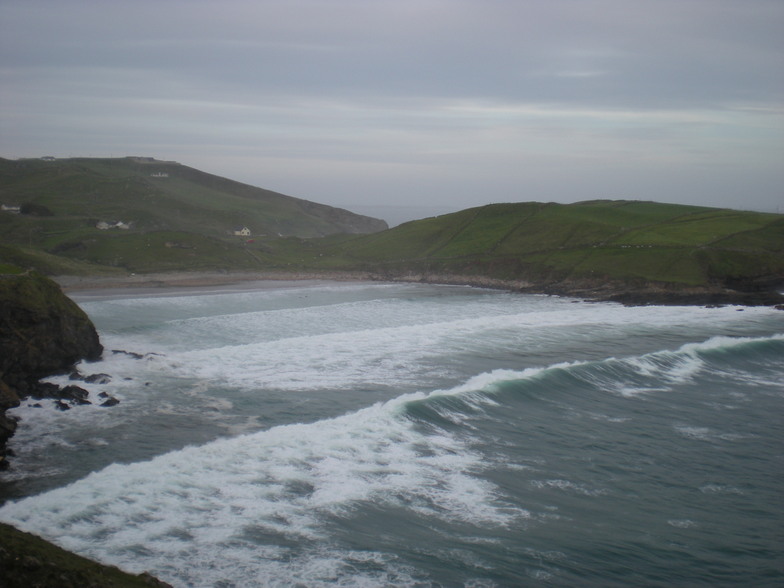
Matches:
[[0, 271, 103, 469], [0, 273, 167, 585]]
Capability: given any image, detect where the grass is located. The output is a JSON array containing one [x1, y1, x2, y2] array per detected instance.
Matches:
[[2, 158, 782, 291], [0, 156, 385, 241], [0, 522, 165, 587], [319, 200, 784, 289]]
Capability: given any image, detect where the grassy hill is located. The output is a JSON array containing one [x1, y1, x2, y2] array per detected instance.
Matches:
[[0, 156, 386, 273], [314, 200, 784, 298], [1, 158, 782, 302]]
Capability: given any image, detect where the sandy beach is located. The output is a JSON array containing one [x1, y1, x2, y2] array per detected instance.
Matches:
[[52, 272, 373, 292], [53, 270, 378, 296]]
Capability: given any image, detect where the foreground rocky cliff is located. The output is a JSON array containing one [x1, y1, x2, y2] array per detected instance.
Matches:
[[0, 271, 173, 586], [0, 270, 103, 469], [0, 522, 171, 587]]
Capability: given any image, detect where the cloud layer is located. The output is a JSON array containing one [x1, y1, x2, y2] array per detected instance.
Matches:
[[1, 0, 782, 218]]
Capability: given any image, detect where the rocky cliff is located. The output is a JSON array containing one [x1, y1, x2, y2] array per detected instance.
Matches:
[[0, 271, 103, 469]]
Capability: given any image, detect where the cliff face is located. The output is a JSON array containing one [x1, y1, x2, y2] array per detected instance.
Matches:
[[0, 271, 103, 468]]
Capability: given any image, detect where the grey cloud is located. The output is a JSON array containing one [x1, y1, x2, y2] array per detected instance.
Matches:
[[1, 0, 782, 214]]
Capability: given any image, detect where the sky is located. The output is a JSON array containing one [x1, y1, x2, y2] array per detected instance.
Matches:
[[1, 0, 782, 224]]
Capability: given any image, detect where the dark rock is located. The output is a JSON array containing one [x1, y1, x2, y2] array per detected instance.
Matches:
[[59, 384, 89, 399], [98, 391, 110, 399], [55, 400, 71, 411], [112, 349, 144, 359], [84, 372, 111, 384], [59, 385, 91, 405], [100, 396, 120, 407], [0, 379, 21, 466], [596, 288, 784, 307], [0, 411, 19, 467], [0, 272, 102, 382], [0, 413, 19, 438], [28, 381, 61, 399], [0, 271, 103, 467]]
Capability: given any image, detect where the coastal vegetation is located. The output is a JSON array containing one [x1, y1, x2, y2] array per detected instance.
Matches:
[[1, 158, 782, 302], [0, 156, 386, 263], [0, 522, 170, 587], [320, 200, 784, 299]]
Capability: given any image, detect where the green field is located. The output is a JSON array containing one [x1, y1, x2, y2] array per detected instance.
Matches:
[[1, 158, 782, 293], [319, 200, 784, 290], [0, 156, 385, 234]]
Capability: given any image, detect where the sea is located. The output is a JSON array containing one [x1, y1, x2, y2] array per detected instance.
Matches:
[[0, 280, 782, 587]]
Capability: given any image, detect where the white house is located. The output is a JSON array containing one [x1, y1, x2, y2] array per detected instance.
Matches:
[[233, 226, 252, 237], [96, 220, 131, 230]]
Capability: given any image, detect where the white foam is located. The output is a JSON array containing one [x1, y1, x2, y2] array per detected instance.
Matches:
[[0, 386, 525, 586], [699, 483, 745, 495], [667, 519, 698, 529], [679, 332, 784, 353], [5, 285, 782, 584], [529, 479, 608, 496], [673, 424, 713, 441], [673, 423, 749, 443], [79, 283, 784, 397], [617, 386, 669, 398]]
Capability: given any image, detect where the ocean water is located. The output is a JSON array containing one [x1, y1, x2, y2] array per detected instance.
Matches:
[[1, 281, 782, 587]]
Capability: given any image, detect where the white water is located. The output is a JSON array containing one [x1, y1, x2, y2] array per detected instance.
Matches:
[[2, 282, 783, 587]]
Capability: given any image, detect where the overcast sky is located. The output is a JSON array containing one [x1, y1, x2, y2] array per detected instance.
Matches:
[[1, 0, 782, 222]]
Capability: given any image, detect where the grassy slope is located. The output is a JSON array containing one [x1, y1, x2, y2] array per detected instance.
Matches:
[[0, 522, 169, 587], [0, 157, 384, 238], [320, 200, 784, 290], [0, 157, 386, 273], [1, 158, 782, 294]]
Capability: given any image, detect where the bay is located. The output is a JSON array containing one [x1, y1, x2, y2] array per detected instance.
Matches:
[[1, 281, 782, 586]]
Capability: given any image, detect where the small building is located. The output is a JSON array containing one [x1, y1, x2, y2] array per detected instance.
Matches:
[[1, 204, 21, 214], [233, 226, 252, 237], [96, 220, 131, 230]]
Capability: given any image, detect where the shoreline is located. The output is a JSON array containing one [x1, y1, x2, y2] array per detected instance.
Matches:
[[53, 270, 377, 294], [52, 270, 784, 307]]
